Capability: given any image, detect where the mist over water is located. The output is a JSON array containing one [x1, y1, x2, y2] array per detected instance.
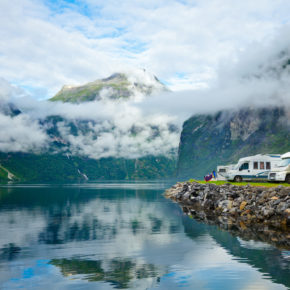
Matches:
[[0, 182, 289, 289]]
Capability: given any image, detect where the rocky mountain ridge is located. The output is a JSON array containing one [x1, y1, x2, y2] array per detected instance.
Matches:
[[50, 70, 167, 103]]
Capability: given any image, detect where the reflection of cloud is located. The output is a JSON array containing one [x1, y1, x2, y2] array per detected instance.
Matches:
[[237, 238, 273, 251], [0, 209, 46, 249]]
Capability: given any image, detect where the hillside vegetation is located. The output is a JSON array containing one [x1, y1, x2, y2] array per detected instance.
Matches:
[[177, 107, 290, 179], [50, 72, 167, 103], [0, 153, 176, 182]]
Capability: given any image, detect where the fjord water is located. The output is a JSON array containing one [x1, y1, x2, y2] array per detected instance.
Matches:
[[0, 182, 289, 290]]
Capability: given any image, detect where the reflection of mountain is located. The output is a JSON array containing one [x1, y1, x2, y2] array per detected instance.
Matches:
[[0, 185, 169, 209], [181, 215, 290, 289], [180, 215, 208, 239], [51, 258, 165, 289]]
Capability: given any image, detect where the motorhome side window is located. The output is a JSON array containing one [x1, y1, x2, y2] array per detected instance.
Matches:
[[266, 162, 271, 170], [253, 162, 258, 169], [239, 163, 249, 170], [260, 162, 265, 169]]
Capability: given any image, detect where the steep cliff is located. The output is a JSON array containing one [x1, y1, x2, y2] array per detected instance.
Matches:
[[177, 107, 290, 179]]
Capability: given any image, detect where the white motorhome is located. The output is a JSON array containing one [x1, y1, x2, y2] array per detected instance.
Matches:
[[221, 154, 281, 182], [217, 165, 235, 180], [268, 152, 290, 183]]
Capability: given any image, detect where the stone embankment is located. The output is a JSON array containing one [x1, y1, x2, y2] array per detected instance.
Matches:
[[165, 181, 290, 249]]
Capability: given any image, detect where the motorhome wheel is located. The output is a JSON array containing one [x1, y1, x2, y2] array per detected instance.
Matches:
[[234, 176, 242, 182], [286, 174, 290, 184]]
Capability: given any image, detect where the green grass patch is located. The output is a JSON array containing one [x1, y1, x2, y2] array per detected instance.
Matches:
[[188, 179, 290, 188]]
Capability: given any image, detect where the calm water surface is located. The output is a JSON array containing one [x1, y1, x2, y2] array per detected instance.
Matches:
[[0, 182, 289, 290]]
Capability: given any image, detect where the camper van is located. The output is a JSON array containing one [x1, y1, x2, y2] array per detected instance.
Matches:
[[217, 165, 235, 180], [222, 154, 281, 182], [268, 152, 290, 183]]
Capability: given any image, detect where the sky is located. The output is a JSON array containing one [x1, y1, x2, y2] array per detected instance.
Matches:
[[1, 0, 290, 99]]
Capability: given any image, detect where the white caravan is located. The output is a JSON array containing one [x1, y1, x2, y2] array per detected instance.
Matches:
[[217, 165, 235, 180], [221, 154, 282, 182], [268, 152, 290, 183]]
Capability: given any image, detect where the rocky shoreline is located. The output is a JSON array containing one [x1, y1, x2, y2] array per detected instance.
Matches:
[[165, 181, 290, 249]]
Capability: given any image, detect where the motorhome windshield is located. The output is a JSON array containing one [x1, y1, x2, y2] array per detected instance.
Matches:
[[234, 164, 240, 170], [278, 159, 290, 167]]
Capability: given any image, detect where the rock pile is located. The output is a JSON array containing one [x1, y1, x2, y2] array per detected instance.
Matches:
[[165, 181, 290, 249]]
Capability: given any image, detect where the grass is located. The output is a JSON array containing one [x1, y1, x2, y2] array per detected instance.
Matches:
[[188, 179, 290, 188]]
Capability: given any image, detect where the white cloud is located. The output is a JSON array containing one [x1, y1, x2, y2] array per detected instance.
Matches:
[[1, 0, 290, 98], [0, 78, 27, 102], [0, 113, 48, 152], [50, 101, 180, 159], [0, 80, 48, 153]]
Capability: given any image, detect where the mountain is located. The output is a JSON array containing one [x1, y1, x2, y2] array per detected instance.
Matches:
[[50, 70, 167, 103], [3, 67, 289, 183], [177, 106, 290, 180], [0, 71, 177, 182]]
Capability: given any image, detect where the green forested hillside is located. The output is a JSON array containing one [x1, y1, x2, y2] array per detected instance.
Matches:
[[0, 165, 9, 181], [0, 153, 176, 182]]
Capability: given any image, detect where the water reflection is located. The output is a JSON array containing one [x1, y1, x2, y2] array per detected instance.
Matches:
[[0, 243, 21, 261], [183, 217, 290, 288], [50, 258, 164, 289], [0, 184, 289, 289]]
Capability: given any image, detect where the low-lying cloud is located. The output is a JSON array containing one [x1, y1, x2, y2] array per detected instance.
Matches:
[[0, 86, 180, 158], [53, 105, 179, 159], [0, 113, 48, 153]]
